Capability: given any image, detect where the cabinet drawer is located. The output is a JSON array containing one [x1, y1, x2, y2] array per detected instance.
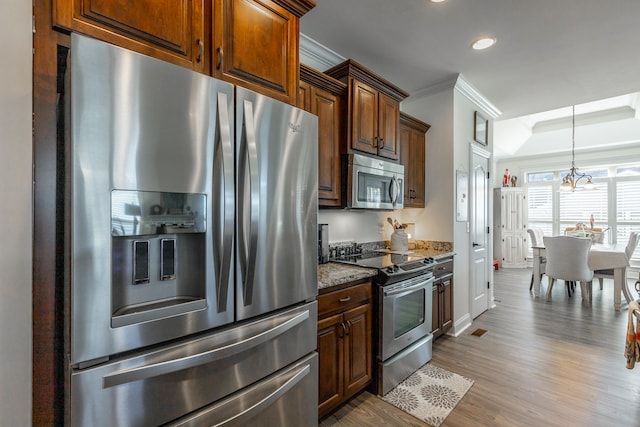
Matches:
[[318, 281, 372, 318], [434, 259, 453, 277]]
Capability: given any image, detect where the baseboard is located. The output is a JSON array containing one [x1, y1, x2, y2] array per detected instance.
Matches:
[[448, 313, 472, 337]]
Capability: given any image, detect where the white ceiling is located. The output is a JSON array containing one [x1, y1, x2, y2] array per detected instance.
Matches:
[[300, 0, 640, 159]]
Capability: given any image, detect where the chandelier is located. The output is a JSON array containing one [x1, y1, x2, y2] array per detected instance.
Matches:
[[559, 106, 596, 192]]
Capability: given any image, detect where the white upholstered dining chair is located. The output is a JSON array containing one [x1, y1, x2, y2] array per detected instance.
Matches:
[[594, 231, 640, 290], [527, 228, 546, 291], [543, 236, 594, 306]]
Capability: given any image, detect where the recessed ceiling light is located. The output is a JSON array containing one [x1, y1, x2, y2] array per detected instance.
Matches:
[[430, 0, 447, 2], [472, 37, 496, 50]]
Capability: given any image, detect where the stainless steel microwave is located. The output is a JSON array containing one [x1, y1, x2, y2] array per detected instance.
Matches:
[[344, 153, 404, 210]]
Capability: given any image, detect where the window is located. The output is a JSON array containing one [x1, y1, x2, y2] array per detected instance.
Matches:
[[524, 165, 640, 261]]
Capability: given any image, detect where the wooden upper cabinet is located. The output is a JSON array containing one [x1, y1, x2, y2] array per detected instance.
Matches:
[[351, 80, 378, 155], [299, 65, 346, 207], [378, 92, 400, 160], [213, 0, 313, 104], [54, 0, 316, 103], [53, 0, 208, 72], [325, 59, 408, 161], [399, 112, 430, 208]]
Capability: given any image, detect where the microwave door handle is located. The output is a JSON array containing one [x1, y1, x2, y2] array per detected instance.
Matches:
[[239, 99, 259, 306], [389, 176, 399, 205], [214, 92, 234, 312]]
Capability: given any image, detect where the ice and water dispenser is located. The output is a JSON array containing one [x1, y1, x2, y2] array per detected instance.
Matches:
[[110, 190, 207, 327]]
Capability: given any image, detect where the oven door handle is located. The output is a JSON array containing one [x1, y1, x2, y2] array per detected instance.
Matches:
[[384, 279, 433, 297]]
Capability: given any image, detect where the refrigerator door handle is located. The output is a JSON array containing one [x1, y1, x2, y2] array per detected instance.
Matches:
[[214, 91, 234, 312], [169, 363, 311, 426], [238, 99, 260, 306], [102, 309, 309, 389]]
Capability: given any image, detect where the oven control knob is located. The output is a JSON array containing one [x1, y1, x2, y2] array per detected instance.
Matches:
[[385, 267, 395, 274], [393, 265, 400, 271]]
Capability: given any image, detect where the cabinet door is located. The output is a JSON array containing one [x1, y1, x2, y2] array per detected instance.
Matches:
[[351, 80, 379, 155], [298, 80, 311, 110], [312, 87, 342, 206], [410, 129, 426, 207], [502, 190, 527, 233], [317, 313, 344, 419], [213, 0, 298, 104], [502, 234, 527, 267], [431, 282, 441, 337], [377, 93, 400, 160], [399, 124, 412, 204], [54, 0, 206, 72], [441, 277, 453, 332], [343, 303, 373, 399]]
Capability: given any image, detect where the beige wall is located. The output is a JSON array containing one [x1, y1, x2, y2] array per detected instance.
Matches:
[[0, 0, 33, 425]]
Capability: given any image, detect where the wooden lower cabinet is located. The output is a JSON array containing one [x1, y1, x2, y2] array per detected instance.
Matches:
[[432, 258, 454, 339], [317, 280, 373, 419]]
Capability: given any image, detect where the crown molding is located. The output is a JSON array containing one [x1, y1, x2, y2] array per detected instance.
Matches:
[[455, 74, 502, 119], [405, 75, 459, 103], [299, 33, 345, 71]]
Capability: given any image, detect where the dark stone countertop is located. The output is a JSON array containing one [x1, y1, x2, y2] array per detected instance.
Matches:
[[317, 244, 455, 291], [317, 262, 378, 291]]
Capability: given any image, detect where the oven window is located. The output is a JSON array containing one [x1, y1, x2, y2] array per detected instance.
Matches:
[[357, 171, 392, 204], [394, 288, 425, 338]]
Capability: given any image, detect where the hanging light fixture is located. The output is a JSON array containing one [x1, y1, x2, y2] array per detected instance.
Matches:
[[559, 106, 596, 192]]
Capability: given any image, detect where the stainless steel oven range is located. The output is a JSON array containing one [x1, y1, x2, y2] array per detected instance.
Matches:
[[335, 251, 436, 395]]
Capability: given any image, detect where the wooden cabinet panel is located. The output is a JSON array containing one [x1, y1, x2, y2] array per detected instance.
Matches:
[[55, 0, 315, 102], [54, 0, 207, 71], [432, 258, 454, 340], [441, 276, 453, 331], [297, 80, 311, 109], [377, 92, 399, 160], [351, 80, 379, 155], [431, 284, 440, 337], [325, 59, 408, 161], [317, 280, 372, 418], [399, 112, 430, 208], [299, 65, 346, 207], [343, 303, 373, 398], [213, 0, 298, 103], [317, 313, 344, 418]]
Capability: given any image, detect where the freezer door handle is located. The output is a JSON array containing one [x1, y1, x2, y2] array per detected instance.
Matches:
[[214, 92, 234, 312], [102, 309, 309, 388], [168, 363, 311, 426], [238, 99, 260, 306]]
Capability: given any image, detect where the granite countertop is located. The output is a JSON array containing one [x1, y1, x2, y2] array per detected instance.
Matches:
[[317, 240, 454, 291], [317, 263, 377, 291]]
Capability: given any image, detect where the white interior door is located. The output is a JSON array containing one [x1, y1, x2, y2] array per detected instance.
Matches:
[[471, 147, 491, 319]]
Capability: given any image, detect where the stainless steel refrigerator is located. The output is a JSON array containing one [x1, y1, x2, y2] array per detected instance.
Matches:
[[66, 33, 318, 426]]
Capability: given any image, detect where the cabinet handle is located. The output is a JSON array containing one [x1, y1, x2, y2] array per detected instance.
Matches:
[[379, 138, 385, 150], [216, 47, 224, 70], [345, 320, 352, 336], [374, 136, 379, 148], [339, 322, 346, 338], [196, 39, 204, 63], [339, 296, 351, 303]]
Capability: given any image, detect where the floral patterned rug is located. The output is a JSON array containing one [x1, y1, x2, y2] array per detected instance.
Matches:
[[381, 363, 474, 427]]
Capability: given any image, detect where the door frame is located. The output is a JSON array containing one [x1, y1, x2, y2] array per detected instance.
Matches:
[[469, 144, 493, 317]]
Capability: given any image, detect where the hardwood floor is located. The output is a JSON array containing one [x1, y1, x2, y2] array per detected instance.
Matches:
[[320, 268, 640, 426]]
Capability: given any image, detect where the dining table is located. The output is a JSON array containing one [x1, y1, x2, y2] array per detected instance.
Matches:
[[532, 242, 631, 311]]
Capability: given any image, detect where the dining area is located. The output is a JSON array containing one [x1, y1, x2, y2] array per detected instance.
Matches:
[[530, 228, 639, 311]]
